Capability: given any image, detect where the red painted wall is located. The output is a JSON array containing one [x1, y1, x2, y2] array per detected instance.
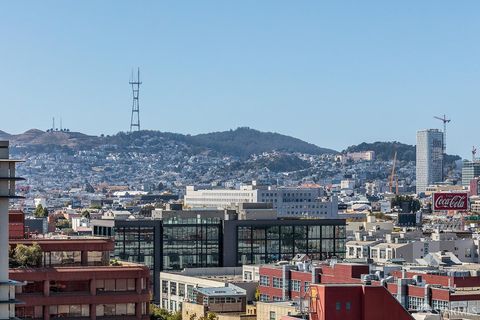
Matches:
[[309, 285, 413, 320], [9, 211, 25, 239], [320, 264, 367, 284]]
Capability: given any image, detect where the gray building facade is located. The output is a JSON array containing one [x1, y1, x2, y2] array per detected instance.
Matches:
[[92, 208, 346, 303], [416, 129, 444, 194]]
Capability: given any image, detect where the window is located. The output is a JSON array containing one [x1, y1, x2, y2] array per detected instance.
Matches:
[[273, 277, 283, 288], [432, 300, 449, 312], [170, 282, 177, 295], [162, 280, 168, 294], [346, 301, 351, 311], [178, 283, 185, 297], [116, 279, 127, 291], [260, 275, 270, 286], [269, 311, 276, 320], [304, 281, 310, 293], [105, 279, 115, 291], [128, 279, 136, 291], [336, 302, 341, 311], [51, 305, 89, 317], [260, 294, 270, 302], [408, 296, 425, 311], [291, 280, 301, 292]]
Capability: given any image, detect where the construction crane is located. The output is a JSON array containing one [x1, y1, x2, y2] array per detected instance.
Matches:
[[434, 114, 451, 154], [473, 146, 477, 162], [389, 151, 399, 194]]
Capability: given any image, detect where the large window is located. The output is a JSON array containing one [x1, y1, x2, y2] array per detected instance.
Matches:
[[96, 304, 135, 316], [49, 305, 89, 317], [163, 222, 221, 270], [114, 226, 155, 272], [291, 280, 301, 292], [260, 294, 270, 302], [96, 279, 136, 293], [260, 275, 270, 286], [50, 280, 89, 294], [237, 224, 346, 264], [273, 277, 283, 289], [408, 296, 425, 311]]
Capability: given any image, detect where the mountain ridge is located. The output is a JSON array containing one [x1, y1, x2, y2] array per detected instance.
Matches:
[[3, 127, 336, 158], [3, 128, 462, 162]]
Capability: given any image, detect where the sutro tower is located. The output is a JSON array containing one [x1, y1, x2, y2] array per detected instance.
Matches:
[[129, 68, 142, 132]]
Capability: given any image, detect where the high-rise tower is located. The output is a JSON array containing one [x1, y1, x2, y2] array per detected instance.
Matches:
[[0, 141, 24, 319], [129, 68, 141, 132], [416, 129, 444, 194]]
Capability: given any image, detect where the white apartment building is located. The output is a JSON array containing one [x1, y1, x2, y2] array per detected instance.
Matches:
[[340, 179, 355, 190], [416, 129, 444, 194], [346, 240, 382, 259], [184, 184, 338, 218], [370, 238, 478, 264], [346, 151, 375, 161], [184, 185, 257, 208]]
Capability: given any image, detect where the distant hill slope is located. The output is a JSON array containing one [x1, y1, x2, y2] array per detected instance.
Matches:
[[0, 130, 11, 140], [343, 141, 461, 164], [3, 127, 336, 158], [186, 127, 336, 157]]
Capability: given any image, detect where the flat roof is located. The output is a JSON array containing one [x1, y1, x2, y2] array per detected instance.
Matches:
[[196, 287, 245, 297], [10, 238, 114, 251]]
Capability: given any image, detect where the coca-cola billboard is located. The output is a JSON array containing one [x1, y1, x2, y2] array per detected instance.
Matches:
[[433, 192, 468, 211]]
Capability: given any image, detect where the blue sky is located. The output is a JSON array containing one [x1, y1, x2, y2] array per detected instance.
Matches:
[[1, 1, 479, 157]]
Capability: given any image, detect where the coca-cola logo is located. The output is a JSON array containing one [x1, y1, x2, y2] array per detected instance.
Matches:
[[433, 193, 468, 211]]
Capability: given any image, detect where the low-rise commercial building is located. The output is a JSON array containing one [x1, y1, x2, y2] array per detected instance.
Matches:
[[159, 267, 257, 313]]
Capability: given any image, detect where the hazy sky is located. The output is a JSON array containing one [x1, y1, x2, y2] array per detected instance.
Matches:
[[1, 1, 479, 157]]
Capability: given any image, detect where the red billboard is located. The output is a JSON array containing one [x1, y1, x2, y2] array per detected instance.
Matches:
[[433, 192, 468, 211]]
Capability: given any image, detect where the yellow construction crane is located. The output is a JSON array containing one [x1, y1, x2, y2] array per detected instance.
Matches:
[[389, 151, 399, 194]]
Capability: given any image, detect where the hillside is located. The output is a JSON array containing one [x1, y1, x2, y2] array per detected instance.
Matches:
[[344, 141, 415, 161], [343, 141, 461, 164], [3, 127, 336, 158], [186, 127, 336, 157]]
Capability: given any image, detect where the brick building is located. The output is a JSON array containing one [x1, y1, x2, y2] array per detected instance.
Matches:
[[257, 259, 367, 303], [8, 210, 25, 239], [309, 284, 413, 320], [9, 238, 151, 320]]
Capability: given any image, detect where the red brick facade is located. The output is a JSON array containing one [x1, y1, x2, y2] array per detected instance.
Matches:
[[9, 238, 151, 320]]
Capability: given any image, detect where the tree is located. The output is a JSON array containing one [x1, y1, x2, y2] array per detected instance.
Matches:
[[34, 204, 48, 218], [150, 305, 182, 320], [199, 312, 218, 320], [81, 210, 91, 219], [13, 243, 42, 267], [56, 217, 71, 229]]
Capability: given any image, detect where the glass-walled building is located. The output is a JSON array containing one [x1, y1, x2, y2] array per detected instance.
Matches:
[[162, 216, 222, 270], [225, 219, 346, 267], [236, 224, 346, 265], [91, 209, 346, 303]]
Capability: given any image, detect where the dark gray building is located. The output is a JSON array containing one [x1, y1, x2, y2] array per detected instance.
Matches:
[[462, 160, 480, 187], [91, 206, 346, 302]]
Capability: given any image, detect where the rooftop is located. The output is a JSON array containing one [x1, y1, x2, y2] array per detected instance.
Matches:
[[196, 286, 245, 297]]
